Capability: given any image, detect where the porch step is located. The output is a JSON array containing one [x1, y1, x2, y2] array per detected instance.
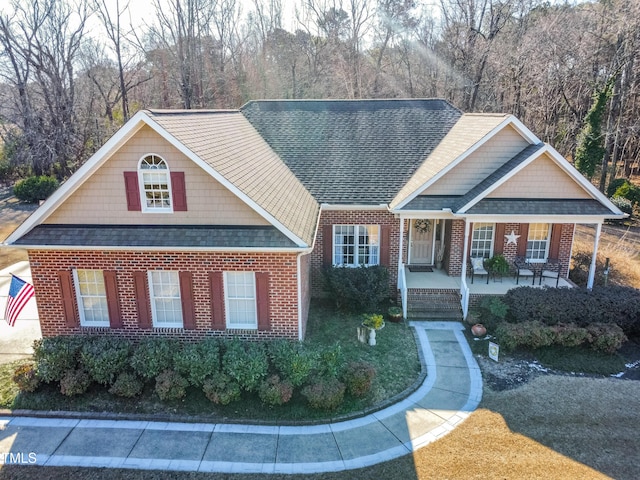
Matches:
[[406, 292, 463, 320]]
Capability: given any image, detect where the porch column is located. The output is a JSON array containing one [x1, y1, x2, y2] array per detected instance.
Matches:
[[398, 217, 405, 284], [460, 220, 471, 286], [587, 222, 602, 290]]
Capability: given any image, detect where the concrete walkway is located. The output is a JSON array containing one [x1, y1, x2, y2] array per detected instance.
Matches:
[[0, 321, 481, 474]]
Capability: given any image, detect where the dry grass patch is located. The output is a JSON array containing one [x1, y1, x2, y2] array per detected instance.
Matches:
[[0, 186, 37, 269]]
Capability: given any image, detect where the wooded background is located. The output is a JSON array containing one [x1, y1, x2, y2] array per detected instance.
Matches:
[[0, 0, 638, 193]]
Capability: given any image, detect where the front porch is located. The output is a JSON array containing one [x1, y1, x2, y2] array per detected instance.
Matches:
[[404, 265, 573, 294], [399, 265, 573, 320]]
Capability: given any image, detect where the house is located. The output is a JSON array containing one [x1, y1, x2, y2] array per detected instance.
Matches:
[[3, 99, 623, 340]]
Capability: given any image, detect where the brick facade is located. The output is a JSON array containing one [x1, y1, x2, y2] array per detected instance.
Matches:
[[310, 209, 401, 297], [28, 250, 303, 341]]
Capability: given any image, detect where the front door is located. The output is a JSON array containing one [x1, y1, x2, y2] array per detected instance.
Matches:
[[410, 219, 434, 264]]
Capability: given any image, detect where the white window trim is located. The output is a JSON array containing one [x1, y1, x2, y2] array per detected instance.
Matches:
[[471, 223, 495, 259], [224, 272, 258, 330], [147, 271, 184, 328], [526, 223, 552, 263], [138, 153, 173, 213], [332, 225, 380, 267], [73, 269, 110, 327]]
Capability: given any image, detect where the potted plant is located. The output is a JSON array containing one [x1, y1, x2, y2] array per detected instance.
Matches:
[[486, 254, 509, 277], [387, 306, 403, 323], [361, 313, 385, 346]]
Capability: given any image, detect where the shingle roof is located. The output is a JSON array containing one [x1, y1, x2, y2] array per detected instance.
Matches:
[[400, 195, 462, 211], [391, 113, 509, 209], [465, 199, 615, 216], [241, 99, 462, 204], [14, 225, 298, 249], [145, 110, 319, 246]]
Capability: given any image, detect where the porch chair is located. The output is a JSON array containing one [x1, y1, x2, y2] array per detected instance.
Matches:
[[469, 257, 489, 284], [539, 259, 561, 287], [514, 256, 536, 285]]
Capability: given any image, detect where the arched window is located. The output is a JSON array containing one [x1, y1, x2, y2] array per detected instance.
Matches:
[[139, 154, 172, 212]]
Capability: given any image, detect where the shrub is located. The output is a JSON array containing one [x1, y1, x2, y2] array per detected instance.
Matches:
[[131, 338, 176, 380], [549, 324, 590, 348], [267, 341, 316, 388], [342, 361, 376, 397], [301, 377, 346, 410], [258, 375, 293, 406], [12, 363, 40, 392], [80, 337, 131, 385], [13, 175, 59, 203], [173, 339, 220, 387], [607, 177, 629, 198], [613, 181, 640, 206], [109, 372, 144, 398], [155, 369, 189, 401], [611, 196, 633, 215], [33, 336, 82, 383], [322, 265, 390, 312], [502, 286, 640, 334], [316, 343, 342, 378], [222, 341, 268, 392], [202, 372, 241, 405], [362, 313, 384, 329], [494, 321, 555, 351], [586, 324, 627, 354], [477, 296, 508, 329], [59, 369, 91, 396]]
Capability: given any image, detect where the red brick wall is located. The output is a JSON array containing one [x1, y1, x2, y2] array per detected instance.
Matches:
[[448, 220, 466, 276], [310, 209, 400, 297], [28, 250, 301, 341], [449, 222, 575, 278]]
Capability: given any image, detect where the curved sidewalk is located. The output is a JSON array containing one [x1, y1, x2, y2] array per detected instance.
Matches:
[[0, 321, 482, 474]]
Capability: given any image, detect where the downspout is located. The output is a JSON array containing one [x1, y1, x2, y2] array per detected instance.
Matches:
[[587, 222, 602, 290], [461, 220, 471, 286], [398, 217, 405, 285]]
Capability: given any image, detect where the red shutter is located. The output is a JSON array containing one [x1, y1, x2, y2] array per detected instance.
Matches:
[[133, 272, 151, 329], [517, 224, 529, 257], [380, 225, 391, 266], [323, 225, 333, 266], [123, 172, 141, 211], [209, 272, 225, 330], [58, 271, 78, 327], [256, 273, 270, 331], [171, 171, 187, 211], [494, 223, 505, 255], [103, 271, 122, 328], [549, 224, 562, 260], [179, 271, 196, 330]]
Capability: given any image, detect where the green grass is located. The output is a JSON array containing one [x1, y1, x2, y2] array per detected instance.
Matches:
[[0, 361, 27, 409], [9, 302, 421, 422]]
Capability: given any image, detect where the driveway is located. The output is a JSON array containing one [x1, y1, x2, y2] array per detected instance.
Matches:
[[0, 261, 41, 363]]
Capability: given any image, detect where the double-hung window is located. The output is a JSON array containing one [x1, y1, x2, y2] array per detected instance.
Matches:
[[224, 272, 257, 329], [139, 154, 172, 212], [73, 269, 110, 327], [333, 225, 379, 266], [148, 271, 183, 328], [471, 223, 495, 258], [526, 223, 551, 262]]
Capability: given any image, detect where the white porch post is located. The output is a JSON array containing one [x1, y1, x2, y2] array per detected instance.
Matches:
[[398, 217, 405, 273], [587, 222, 602, 290], [460, 220, 471, 285]]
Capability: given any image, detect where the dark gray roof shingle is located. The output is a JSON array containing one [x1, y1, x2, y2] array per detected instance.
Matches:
[[465, 199, 615, 216], [15, 225, 298, 249], [241, 99, 462, 204]]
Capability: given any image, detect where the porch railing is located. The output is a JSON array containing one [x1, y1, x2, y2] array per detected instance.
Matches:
[[460, 278, 470, 320], [398, 262, 408, 320]]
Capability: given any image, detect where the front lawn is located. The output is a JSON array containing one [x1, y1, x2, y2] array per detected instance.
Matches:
[[3, 302, 421, 423]]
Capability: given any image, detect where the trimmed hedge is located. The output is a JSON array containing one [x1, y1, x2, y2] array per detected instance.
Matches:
[[502, 286, 640, 335], [322, 265, 390, 312]]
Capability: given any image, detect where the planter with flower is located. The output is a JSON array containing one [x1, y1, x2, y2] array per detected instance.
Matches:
[[361, 313, 385, 346]]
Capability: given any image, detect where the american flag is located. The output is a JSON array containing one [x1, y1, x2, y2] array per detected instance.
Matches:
[[4, 275, 35, 327]]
